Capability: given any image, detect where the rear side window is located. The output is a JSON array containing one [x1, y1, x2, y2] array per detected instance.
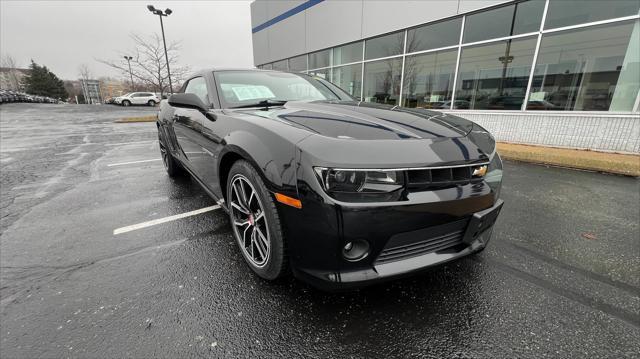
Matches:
[[184, 77, 209, 104]]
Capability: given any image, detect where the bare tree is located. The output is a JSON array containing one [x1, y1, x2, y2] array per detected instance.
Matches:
[[98, 33, 189, 97], [78, 63, 92, 81], [1, 54, 23, 91]]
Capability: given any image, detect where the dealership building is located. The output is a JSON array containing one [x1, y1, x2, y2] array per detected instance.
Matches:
[[250, 0, 640, 153]]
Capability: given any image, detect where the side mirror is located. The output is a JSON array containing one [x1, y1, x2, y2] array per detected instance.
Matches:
[[169, 93, 207, 111], [168, 93, 217, 121]]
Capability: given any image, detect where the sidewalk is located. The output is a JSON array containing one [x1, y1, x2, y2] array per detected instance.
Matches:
[[497, 142, 640, 177]]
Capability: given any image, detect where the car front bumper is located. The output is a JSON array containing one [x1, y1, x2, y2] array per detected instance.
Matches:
[[297, 200, 502, 290], [279, 173, 503, 290]]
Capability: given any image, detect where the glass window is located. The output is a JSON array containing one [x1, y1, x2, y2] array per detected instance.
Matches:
[[288, 55, 307, 72], [401, 49, 458, 108], [309, 49, 331, 69], [455, 37, 537, 110], [363, 58, 403, 105], [308, 68, 331, 81], [407, 18, 462, 53], [528, 20, 639, 111], [365, 31, 405, 60], [331, 63, 362, 99], [272, 59, 288, 71], [333, 41, 363, 65], [463, 0, 545, 43], [184, 77, 209, 104], [545, 0, 640, 29]]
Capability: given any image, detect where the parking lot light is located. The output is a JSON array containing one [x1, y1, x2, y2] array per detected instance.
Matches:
[[146, 5, 173, 95], [123, 56, 134, 91]]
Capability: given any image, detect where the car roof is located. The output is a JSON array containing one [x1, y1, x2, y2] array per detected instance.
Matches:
[[187, 68, 307, 78]]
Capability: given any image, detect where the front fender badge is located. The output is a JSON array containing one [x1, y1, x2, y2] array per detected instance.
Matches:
[[472, 165, 488, 177]]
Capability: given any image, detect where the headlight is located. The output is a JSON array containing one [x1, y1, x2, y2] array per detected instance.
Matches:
[[314, 168, 404, 194]]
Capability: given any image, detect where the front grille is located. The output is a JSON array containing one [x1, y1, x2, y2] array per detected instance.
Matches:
[[375, 219, 468, 265], [406, 163, 487, 191]]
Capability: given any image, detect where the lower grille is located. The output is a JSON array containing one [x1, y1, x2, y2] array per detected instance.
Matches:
[[375, 219, 468, 265]]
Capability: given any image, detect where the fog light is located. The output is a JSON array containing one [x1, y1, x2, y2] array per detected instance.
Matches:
[[342, 240, 369, 261]]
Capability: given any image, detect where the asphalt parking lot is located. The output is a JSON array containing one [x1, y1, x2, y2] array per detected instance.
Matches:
[[1, 103, 639, 358]]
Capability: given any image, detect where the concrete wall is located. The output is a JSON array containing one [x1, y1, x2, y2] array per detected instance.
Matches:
[[444, 111, 640, 154], [251, 0, 509, 65]]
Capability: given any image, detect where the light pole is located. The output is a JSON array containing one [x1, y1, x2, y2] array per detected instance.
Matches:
[[124, 55, 134, 91], [147, 5, 173, 95]]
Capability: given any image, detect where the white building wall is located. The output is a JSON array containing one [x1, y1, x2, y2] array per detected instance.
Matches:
[[361, 1, 459, 38], [251, 0, 512, 63], [445, 111, 640, 153]]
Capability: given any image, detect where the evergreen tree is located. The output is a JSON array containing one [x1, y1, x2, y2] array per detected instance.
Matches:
[[24, 60, 69, 100]]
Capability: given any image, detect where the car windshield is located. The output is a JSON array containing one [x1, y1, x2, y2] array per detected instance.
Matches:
[[214, 70, 352, 108]]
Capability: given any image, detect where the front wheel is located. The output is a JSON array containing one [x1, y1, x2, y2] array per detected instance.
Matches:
[[122, 100, 131, 107], [227, 160, 287, 280], [148, 100, 156, 106], [158, 132, 183, 177]]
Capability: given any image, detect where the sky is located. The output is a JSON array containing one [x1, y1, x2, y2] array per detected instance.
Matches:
[[0, 0, 255, 80]]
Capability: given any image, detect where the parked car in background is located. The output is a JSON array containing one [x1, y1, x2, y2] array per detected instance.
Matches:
[[156, 69, 503, 290], [526, 100, 561, 110], [115, 92, 160, 106], [0, 90, 60, 105], [438, 100, 470, 109]]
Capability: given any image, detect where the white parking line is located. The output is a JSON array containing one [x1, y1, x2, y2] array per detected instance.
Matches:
[[104, 140, 155, 146], [113, 205, 221, 235], [107, 158, 162, 167]]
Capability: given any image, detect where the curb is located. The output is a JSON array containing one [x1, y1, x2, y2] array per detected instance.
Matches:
[[497, 142, 640, 177]]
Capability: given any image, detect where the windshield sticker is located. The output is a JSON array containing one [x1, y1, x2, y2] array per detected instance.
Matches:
[[229, 85, 276, 101]]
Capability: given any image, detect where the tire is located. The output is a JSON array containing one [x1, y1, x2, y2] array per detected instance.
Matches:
[[227, 160, 287, 280], [148, 100, 156, 106], [158, 132, 182, 177], [122, 100, 131, 107]]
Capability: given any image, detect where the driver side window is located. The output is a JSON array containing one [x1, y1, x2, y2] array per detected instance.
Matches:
[[184, 77, 209, 105]]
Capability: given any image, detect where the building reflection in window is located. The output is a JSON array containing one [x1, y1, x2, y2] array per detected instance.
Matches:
[[363, 58, 403, 105], [309, 49, 331, 69], [272, 60, 288, 71], [333, 42, 363, 66], [455, 37, 537, 110], [365, 31, 405, 60], [402, 49, 457, 108], [463, 0, 544, 44], [528, 20, 639, 111], [288, 55, 307, 72], [332, 63, 362, 99], [308, 68, 331, 81]]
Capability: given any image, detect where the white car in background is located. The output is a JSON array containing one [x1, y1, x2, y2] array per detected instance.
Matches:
[[115, 92, 160, 106]]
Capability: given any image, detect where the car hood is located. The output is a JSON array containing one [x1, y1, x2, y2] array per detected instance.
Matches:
[[231, 100, 473, 140]]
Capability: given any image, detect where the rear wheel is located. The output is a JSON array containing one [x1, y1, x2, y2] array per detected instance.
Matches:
[[122, 100, 131, 107], [158, 132, 182, 177], [227, 160, 287, 280]]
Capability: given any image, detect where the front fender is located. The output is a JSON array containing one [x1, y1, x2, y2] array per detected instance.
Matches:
[[219, 130, 298, 195]]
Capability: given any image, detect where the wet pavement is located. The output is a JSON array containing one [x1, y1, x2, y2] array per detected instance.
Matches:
[[1, 103, 639, 358]]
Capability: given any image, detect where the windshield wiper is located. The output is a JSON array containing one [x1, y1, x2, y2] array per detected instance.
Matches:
[[232, 99, 288, 109]]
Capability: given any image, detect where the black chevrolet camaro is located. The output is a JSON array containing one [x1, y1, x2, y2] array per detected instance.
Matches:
[[156, 69, 503, 290]]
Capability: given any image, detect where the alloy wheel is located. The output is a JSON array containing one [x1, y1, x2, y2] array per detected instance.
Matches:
[[159, 140, 169, 169], [229, 174, 270, 267]]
